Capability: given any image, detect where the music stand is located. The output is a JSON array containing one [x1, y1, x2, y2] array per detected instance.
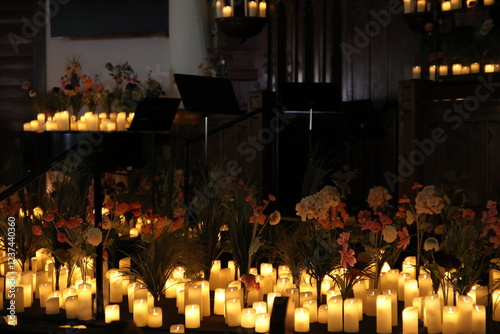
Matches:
[[128, 97, 180, 132], [174, 73, 244, 160]]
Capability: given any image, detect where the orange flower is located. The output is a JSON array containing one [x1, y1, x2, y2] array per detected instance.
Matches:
[[462, 208, 475, 220], [114, 202, 130, 215], [32, 225, 42, 235], [411, 182, 424, 190], [268, 194, 276, 201], [104, 200, 115, 210], [129, 202, 141, 210]]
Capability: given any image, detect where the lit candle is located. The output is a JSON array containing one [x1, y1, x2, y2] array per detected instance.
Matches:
[[461, 65, 471, 75], [303, 299, 318, 323], [116, 112, 127, 131], [39, 282, 52, 308], [398, 272, 410, 301], [493, 290, 500, 321], [253, 301, 267, 314], [417, 0, 426, 12], [413, 296, 424, 319], [13, 286, 24, 313], [294, 307, 310, 332], [77, 283, 92, 321], [129, 228, 139, 238], [451, 0, 461, 9], [23, 122, 31, 131], [59, 111, 70, 131], [200, 280, 210, 317], [212, 288, 225, 315], [442, 0, 451, 10], [241, 307, 256, 328], [425, 294, 442, 333], [344, 298, 359, 333], [37, 112, 46, 124], [185, 304, 201, 328], [365, 288, 379, 316], [148, 306, 163, 328], [215, 0, 223, 18], [209, 260, 221, 289], [317, 304, 328, 324], [218, 268, 233, 288], [248, 1, 258, 16], [65, 295, 78, 319], [259, 1, 267, 17], [255, 312, 270, 333], [170, 324, 185, 333], [412, 66, 422, 79], [133, 299, 148, 327], [267, 292, 281, 313], [383, 289, 398, 326], [222, 5, 232, 17], [474, 285, 489, 306], [484, 0, 495, 5], [443, 305, 458, 334], [472, 304, 486, 334], [226, 298, 242, 327], [30, 120, 40, 132], [439, 65, 449, 76], [109, 269, 123, 303], [376, 294, 392, 333], [105, 304, 120, 323], [353, 279, 367, 307], [19, 283, 32, 308], [404, 0, 413, 13], [402, 306, 419, 334], [470, 62, 480, 74], [387, 269, 399, 291], [404, 279, 419, 308], [452, 63, 462, 75], [485, 64, 495, 73], [457, 295, 473, 334]]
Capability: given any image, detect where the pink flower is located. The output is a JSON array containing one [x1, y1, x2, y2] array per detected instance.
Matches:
[[240, 274, 261, 291], [337, 232, 350, 246], [397, 227, 410, 250], [378, 213, 392, 225], [339, 244, 356, 269], [357, 210, 372, 224]]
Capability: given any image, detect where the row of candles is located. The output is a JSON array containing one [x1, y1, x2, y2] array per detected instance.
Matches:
[[1, 249, 497, 333], [22, 111, 135, 132], [412, 63, 500, 80], [215, 0, 267, 18], [404, 0, 495, 14]]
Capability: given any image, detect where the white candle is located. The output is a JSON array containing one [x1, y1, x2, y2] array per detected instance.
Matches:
[[255, 312, 270, 333], [133, 299, 148, 327], [302, 299, 318, 323], [452, 64, 462, 75], [248, 1, 258, 16], [493, 289, 500, 321], [470, 62, 480, 74], [457, 295, 473, 334], [215, 0, 223, 18], [474, 285, 489, 306], [259, 1, 267, 17], [185, 304, 201, 328], [425, 294, 442, 334], [30, 120, 40, 132], [439, 65, 449, 76], [105, 304, 120, 323], [404, 279, 419, 308], [376, 294, 392, 333], [387, 269, 399, 291], [209, 260, 221, 289], [461, 66, 471, 75], [443, 305, 458, 334], [267, 292, 281, 313], [222, 5, 232, 17], [344, 298, 359, 333], [65, 295, 78, 319], [14, 286, 24, 313], [211, 288, 225, 315], [148, 306, 163, 328], [45, 295, 59, 315], [241, 307, 256, 328], [484, 0, 495, 5], [451, 0, 461, 9], [472, 304, 486, 334], [253, 301, 267, 314], [39, 282, 52, 308], [218, 268, 233, 288], [366, 288, 379, 316], [23, 122, 31, 131], [413, 296, 424, 319], [317, 304, 328, 324], [37, 112, 46, 124], [226, 298, 242, 327], [417, 0, 426, 12], [442, 1, 451, 10], [412, 66, 421, 79], [170, 324, 185, 333], [428, 65, 437, 81], [77, 283, 92, 321], [485, 64, 495, 73], [294, 307, 310, 332], [109, 269, 122, 303], [353, 279, 367, 307], [19, 283, 32, 308], [59, 111, 70, 131], [398, 272, 410, 301], [402, 306, 419, 334], [404, 0, 413, 13], [383, 289, 398, 326]]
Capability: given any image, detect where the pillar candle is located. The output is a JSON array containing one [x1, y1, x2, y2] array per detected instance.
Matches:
[[404, 279, 419, 308], [148, 306, 163, 328], [39, 282, 52, 307], [65, 295, 78, 319], [376, 294, 392, 333], [294, 308, 310, 332], [248, 1, 258, 16], [412, 66, 421, 79], [492, 289, 500, 321], [485, 64, 495, 73], [461, 66, 471, 75], [116, 112, 127, 131], [418, 274, 433, 297], [259, 0, 267, 17], [267, 292, 281, 313], [222, 5, 232, 17], [470, 62, 480, 74], [398, 272, 410, 301], [212, 288, 225, 315], [226, 298, 242, 327], [185, 304, 201, 328], [474, 285, 489, 306], [484, 0, 495, 5], [241, 307, 256, 328], [442, 1, 451, 10], [344, 298, 359, 333], [13, 286, 24, 313], [443, 306, 458, 334], [383, 289, 398, 326], [185, 283, 202, 314], [416, 0, 426, 12], [37, 112, 46, 124], [77, 283, 92, 321], [387, 269, 399, 291], [402, 306, 419, 334], [429, 65, 437, 81], [425, 294, 442, 334], [133, 299, 148, 327], [109, 269, 123, 303], [413, 296, 424, 319], [255, 312, 270, 333], [127, 282, 141, 313], [439, 65, 449, 76], [276, 277, 291, 294], [105, 304, 120, 323], [46, 296, 60, 315], [19, 283, 32, 308], [302, 299, 318, 323], [365, 288, 379, 316], [253, 301, 267, 314], [209, 260, 221, 289], [219, 268, 233, 288], [170, 324, 185, 333], [353, 279, 367, 307], [404, 0, 413, 13], [452, 64, 462, 75], [472, 304, 486, 334], [456, 295, 473, 334]]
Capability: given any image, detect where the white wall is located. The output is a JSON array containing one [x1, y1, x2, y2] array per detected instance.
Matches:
[[45, 1, 210, 98]]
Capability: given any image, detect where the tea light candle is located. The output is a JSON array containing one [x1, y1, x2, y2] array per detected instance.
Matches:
[[344, 298, 359, 333], [259, 0, 267, 17], [404, 279, 419, 308], [241, 307, 256, 328], [457, 295, 473, 334], [404, 0, 413, 13], [185, 304, 201, 328], [439, 65, 449, 76], [65, 295, 78, 319], [443, 306, 458, 334], [148, 306, 163, 328], [170, 324, 185, 333], [77, 283, 92, 321], [366, 288, 379, 316], [472, 304, 486, 334], [452, 64, 462, 75], [376, 294, 392, 333], [294, 307, 310, 332], [133, 299, 148, 327], [402, 306, 419, 334], [461, 66, 471, 75], [255, 312, 270, 333], [222, 5, 232, 17], [412, 66, 421, 79], [485, 64, 495, 73], [105, 304, 120, 323], [226, 298, 242, 327]]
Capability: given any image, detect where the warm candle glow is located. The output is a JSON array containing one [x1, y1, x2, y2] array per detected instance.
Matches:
[[376, 295, 392, 333], [471, 62, 480, 74], [294, 307, 310, 332], [259, 1, 267, 17], [402, 306, 419, 334], [222, 5, 232, 17], [255, 312, 270, 333], [148, 306, 163, 328], [442, 1, 451, 11], [412, 66, 421, 79], [133, 299, 148, 327], [105, 304, 120, 324], [170, 324, 185, 333], [185, 304, 201, 328]]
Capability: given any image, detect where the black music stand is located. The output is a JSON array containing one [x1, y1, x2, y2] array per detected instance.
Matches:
[[128, 97, 180, 132], [174, 73, 244, 160]]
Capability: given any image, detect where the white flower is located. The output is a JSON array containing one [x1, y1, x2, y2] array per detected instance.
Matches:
[[382, 225, 397, 243], [423, 237, 440, 251], [406, 210, 415, 225], [415, 185, 446, 215], [269, 210, 281, 225], [367, 186, 392, 210], [87, 227, 103, 246], [295, 186, 340, 221]]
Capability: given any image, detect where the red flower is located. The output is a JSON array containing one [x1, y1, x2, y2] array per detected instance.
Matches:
[[411, 183, 424, 190], [462, 208, 475, 220], [397, 227, 410, 250], [43, 213, 55, 222], [32, 225, 42, 235], [48, 205, 59, 213], [129, 202, 141, 210], [132, 209, 143, 217], [55, 219, 66, 228], [66, 217, 83, 229], [57, 232, 67, 243], [339, 244, 356, 269]]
